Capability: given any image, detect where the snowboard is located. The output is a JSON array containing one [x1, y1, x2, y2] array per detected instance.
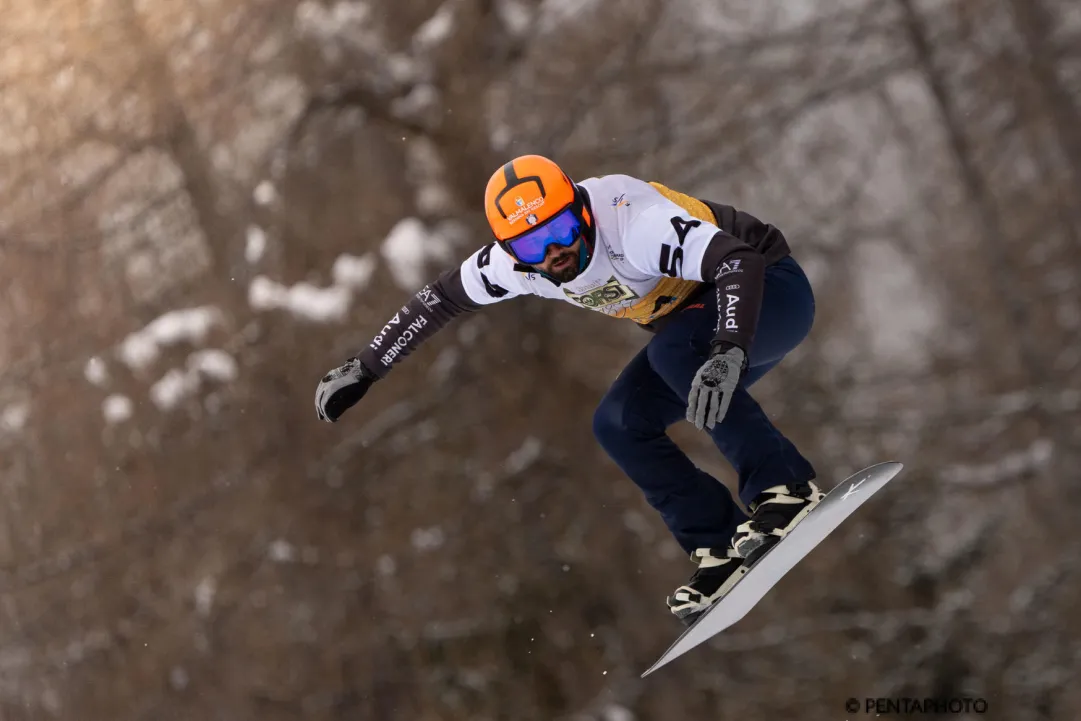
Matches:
[[641, 461, 904, 678]]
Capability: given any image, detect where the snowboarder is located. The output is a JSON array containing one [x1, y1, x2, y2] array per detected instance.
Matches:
[[315, 155, 825, 624]]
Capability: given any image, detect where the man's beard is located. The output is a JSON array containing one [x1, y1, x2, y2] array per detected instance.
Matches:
[[553, 259, 580, 281], [550, 249, 581, 282]]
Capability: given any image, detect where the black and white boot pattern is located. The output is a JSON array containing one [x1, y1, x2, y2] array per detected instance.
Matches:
[[732, 481, 826, 563], [667, 546, 748, 626]]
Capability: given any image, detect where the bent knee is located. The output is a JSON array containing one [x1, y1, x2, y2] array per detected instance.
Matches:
[[592, 388, 667, 450], [592, 395, 624, 448]]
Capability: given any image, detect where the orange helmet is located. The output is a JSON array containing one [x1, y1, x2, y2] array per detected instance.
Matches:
[[483, 155, 594, 269]]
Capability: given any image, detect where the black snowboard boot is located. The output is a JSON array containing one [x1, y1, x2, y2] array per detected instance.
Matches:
[[732, 481, 826, 564], [667, 545, 747, 626]]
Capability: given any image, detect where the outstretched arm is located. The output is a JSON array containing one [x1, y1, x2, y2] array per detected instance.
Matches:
[[315, 242, 524, 422], [355, 267, 481, 379]]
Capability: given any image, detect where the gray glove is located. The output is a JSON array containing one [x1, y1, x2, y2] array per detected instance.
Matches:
[[315, 358, 376, 423], [687, 345, 745, 431]]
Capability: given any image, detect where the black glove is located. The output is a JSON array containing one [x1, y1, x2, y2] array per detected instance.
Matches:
[[315, 358, 376, 422]]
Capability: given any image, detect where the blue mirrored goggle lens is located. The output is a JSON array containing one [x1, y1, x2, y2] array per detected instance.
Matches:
[[506, 209, 582, 265]]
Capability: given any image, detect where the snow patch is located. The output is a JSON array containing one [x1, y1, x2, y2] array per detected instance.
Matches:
[[253, 180, 278, 206], [169, 666, 190, 691], [392, 84, 440, 121], [102, 395, 133, 424], [149, 368, 202, 411], [411, 526, 446, 552], [248, 276, 284, 310], [406, 139, 452, 211], [249, 276, 351, 322], [381, 218, 452, 290], [538, 0, 601, 32], [188, 349, 239, 382], [84, 356, 109, 386], [385, 53, 420, 85], [53, 66, 74, 92], [490, 123, 512, 151], [0, 402, 29, 433], [433, 219, 469, 248], [194, 577, 216, 617], [295, 1, 371, 38], [148, 350, 237, 411], [406, 137, 444, 177], [276, 281, 350, 322], [118, 307, 224, 370], [498, 0, 532, 35], [602, 705, 635, 721], [332, 253, 377, 289], [414, 2, 456, 51], [457, 318, 481, 346], [505, 437, 543, 475], [245, 226, 267, 263], [294, 1, 389, 68], [376, 554, 397, 576], [268, 539, 296, 563], [416, 180, 453, 215], [40, 688, 61, 714], [622, 509, 655, 542]]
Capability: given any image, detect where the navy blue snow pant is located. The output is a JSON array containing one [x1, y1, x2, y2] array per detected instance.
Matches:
[[592, 255, 817, 555]]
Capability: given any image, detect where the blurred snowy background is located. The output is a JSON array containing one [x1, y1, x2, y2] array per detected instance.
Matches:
[[2, 0, 1080, 719]]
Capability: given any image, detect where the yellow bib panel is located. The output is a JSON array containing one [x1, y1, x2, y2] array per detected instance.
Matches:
[[610, 182, 718, 325]]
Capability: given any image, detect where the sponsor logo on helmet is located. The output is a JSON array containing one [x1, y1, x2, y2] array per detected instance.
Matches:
[[611, 193, 630, 208], [507, 196, 545, 224], [515, 196, 525, 207]]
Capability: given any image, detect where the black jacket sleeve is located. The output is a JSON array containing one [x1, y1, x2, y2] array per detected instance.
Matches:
[[699, 232, 766, 358], [355, 267, 481, 379]]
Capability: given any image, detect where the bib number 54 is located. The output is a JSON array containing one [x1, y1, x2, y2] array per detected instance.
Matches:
[[658, 216, 701, 277]]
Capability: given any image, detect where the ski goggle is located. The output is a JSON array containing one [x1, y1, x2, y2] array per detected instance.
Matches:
[[502, 207, 583, 265]]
